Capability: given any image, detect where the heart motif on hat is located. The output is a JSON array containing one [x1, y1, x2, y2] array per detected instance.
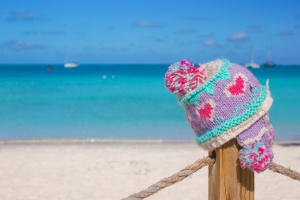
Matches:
[[197, 100, 215, 121], [225, 73, 248, 97]]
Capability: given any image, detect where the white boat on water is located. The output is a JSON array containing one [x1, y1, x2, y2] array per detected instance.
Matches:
[[245, 44, 260, 69], [64, 51, 79, 68], [245, 60, 260, 69], [64, 62, 79, 68]]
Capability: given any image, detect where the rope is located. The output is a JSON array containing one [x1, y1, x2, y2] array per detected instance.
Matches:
[[122, 156, 300, 200], [268, 162, 300, 182], [121, 155, 215, 200]]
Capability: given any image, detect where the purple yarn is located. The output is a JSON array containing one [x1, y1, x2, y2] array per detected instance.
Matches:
[[186, 64, 261, 136]]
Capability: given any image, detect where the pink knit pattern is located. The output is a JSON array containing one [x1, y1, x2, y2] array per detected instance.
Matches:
[[165, 60, 206, 97]]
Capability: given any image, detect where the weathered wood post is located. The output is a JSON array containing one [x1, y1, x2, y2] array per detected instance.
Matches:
[[209, 139, 254, 200]]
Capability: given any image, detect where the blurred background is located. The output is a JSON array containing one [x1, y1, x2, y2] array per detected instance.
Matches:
[[1, 0, 300, 141]]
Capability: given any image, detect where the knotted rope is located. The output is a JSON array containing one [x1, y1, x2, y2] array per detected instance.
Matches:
[[122, 156, 300, 200], [121, 155, 215, 200]]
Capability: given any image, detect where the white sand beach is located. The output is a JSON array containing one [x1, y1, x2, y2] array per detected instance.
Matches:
[[0, 141, 299, 200]]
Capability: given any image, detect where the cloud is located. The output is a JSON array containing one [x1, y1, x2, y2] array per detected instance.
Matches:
[[203, 40, 216, 46], [132, 21, 165, 28], [22, 30, 64, 35], [295, 24, 300, 28], [107, 26, 115, 30], [176, 28, 197, 35], [6, 10, 45, 21], [154, 38, 166, 43], [245, 25, 264, 33], [184, 16, 207, 21], [278, 31, 294, 36], [2, 40, 45, 51], [228, 32, 250, 42], [101, 44, 135, 52], [202, 39, 223, 48], [198, 33, 215, 38]]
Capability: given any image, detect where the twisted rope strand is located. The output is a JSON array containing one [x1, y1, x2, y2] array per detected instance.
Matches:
[[121, 158, 300, 200], [268, 162, 300, 182], [121, 156, 215, 200]]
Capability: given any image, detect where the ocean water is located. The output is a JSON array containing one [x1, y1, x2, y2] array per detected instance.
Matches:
[[0, 63, 300, 141]]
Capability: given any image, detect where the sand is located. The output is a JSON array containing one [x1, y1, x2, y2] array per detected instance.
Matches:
[[0, 141, 299, 200]]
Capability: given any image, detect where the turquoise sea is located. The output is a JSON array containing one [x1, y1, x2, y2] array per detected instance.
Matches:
[[0, 63, 300, 141]]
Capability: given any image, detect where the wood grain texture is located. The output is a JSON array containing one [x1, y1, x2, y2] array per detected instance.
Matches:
[[209, 139, 254, 200]]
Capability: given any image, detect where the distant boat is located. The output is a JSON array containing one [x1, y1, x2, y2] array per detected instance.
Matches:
[[64, 62, 79, 68], [245, 44, 260, 69], [47, 65, 53, 71], [64, 50, 79, 68], [263, 60, 275, 67], [245, 60, 260, 69], [263, 33, 275, 67]]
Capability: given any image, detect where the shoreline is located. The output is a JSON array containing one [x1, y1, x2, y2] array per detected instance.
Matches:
[[1, 138, 300, 146]]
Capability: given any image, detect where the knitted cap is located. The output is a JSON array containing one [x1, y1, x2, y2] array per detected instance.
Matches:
[[165, 58, 274, 173]]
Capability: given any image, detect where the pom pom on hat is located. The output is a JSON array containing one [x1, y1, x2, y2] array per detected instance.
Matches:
[[165, 60, 206, 97], [239, 142, 273, 173]]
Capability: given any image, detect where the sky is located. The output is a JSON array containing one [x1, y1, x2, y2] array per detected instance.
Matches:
[[1, 0, 300, 64]]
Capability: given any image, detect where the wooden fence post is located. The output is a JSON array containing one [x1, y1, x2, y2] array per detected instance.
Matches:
[[208, 139, 254, 200]]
